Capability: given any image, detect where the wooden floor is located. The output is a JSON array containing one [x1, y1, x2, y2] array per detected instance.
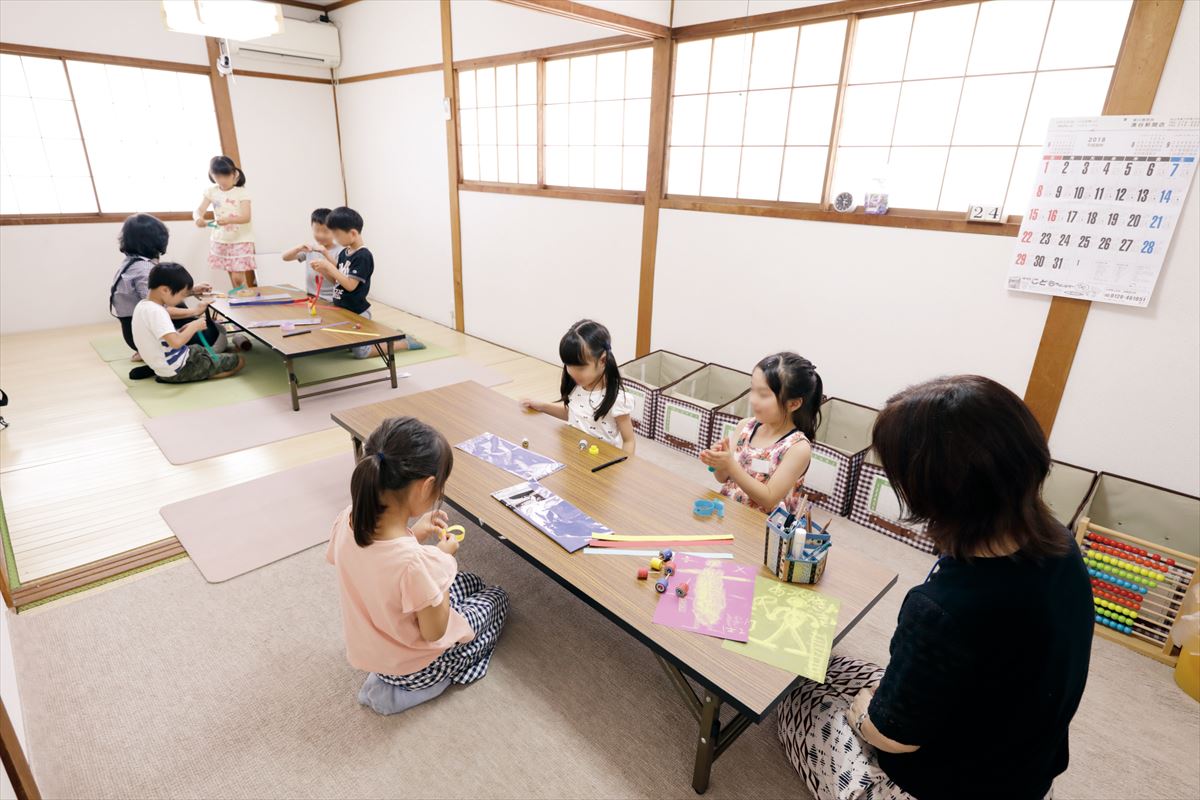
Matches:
[[0, 301, 561, 584]]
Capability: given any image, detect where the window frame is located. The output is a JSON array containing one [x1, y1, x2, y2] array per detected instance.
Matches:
[[455, 36, 652, 205], [0, 43, 222, 225], [663, 0, 1135, 235]]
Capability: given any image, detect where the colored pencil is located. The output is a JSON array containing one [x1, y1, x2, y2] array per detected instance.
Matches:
[[591, 456, 628, 473]]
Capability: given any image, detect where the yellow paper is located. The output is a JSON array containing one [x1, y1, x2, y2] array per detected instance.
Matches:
[[591, 534, 733, 542], [722, 576, 841, 682]]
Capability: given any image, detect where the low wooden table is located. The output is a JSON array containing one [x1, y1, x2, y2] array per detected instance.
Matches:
[[211, 288, 407, 411], [332, 381, 898, 793]]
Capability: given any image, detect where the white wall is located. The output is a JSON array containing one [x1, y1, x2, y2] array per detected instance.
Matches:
[[0, 608, 28, 800], [451, 0, 617, 60], [460, 192, 643, 365], [0, 220, 209, 334], [672, 0, 829, 27], [335, 71, 456, 326], [577, 0, 673, 26], [652, 211, 1050, 403], [226, 75, 345, 288], [0, 2, 344, 333], [1048, 0, 1200, 495], [331, 0, 443, 76]]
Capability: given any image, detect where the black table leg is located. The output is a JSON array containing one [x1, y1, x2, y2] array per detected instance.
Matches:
[[286, 356, 300, 411]]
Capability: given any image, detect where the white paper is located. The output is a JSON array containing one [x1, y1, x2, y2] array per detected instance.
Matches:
[[804, 452, 839, 495], [1008, 115, 1199, 307], [663, 403, 702, 443]]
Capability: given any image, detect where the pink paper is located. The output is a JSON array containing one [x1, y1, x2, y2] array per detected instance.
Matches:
[[652, 555, 757, 642]]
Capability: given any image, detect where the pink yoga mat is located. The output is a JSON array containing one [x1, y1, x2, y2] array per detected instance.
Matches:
[[143, 358, 509, 464], [160, 453, 354, 582]]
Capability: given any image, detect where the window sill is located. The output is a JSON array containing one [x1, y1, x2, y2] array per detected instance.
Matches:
[[460, 181, 645, 205], [660, 195, 1020, 237], [0, 211, 198, 226]]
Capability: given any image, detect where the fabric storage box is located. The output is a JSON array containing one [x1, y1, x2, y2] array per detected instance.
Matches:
[[851, 457, 1097, 555], [1042, 460, 1098, 529], [1077, 473, 1199, 556], [711, 393, 751, 447], [850, 451, 934, 553], [805, 398, 878, 516], [656, 364, 751, 457], [619, 351, 705, 441]]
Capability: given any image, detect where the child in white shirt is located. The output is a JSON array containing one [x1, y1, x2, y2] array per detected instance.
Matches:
[[520, 319, 635, 454], [132, 263, 245, 384]]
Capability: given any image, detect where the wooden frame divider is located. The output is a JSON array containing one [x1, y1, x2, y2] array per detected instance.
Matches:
[[1022, 0, 1184, 435], [1, 699, 40, 800], [9, 539, 186, 609], [496, 0, 669, 39], [441, 0, 466, 332]]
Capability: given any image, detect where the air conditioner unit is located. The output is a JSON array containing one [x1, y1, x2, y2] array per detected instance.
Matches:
[[229, 18, 340, 69]]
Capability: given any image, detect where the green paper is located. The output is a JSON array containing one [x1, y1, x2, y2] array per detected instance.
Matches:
[[722, 576, 841, 682]]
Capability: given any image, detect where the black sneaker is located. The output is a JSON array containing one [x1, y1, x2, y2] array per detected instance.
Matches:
[[129, 366, 155, 381]]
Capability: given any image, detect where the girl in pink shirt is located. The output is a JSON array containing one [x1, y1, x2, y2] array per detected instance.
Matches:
[[327, 416, 509, 715]]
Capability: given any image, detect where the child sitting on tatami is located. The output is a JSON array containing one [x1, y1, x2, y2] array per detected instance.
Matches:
[[310, 207, 425, 359], [132, 263, 244, 384], [281, 207, 341, 303], [327, 416, 509, 715], [700, 352, 822, 515]]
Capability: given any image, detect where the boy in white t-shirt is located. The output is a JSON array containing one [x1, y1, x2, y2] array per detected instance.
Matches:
[[132, 263, 245, 384], [282, 207, 343, 302]]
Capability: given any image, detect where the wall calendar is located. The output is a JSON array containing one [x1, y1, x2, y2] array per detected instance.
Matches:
[[1008, 116, 1199, 308]]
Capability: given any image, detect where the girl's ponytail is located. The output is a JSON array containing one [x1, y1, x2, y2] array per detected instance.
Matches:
[[208, 155, 247, 187], [348, 416, 454, 547], [558, 319, 622, 421], [756, 352, 824, 441], [350, 452, 386, 547]]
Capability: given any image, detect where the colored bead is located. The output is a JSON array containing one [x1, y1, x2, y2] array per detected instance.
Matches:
[[521, 437, 530, 448], [664, 564, 675, 577], [675, 581, 690, 598], [660, 549, 674, 562], [637, 568, 648, 580], [579, 439, 588, 451], [650, 557, 664, 571], [588, 445, 600, 455], [655, 577, 669, 594]]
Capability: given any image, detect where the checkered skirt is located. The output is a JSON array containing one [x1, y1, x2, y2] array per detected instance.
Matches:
[[377, 572, 509, 690]]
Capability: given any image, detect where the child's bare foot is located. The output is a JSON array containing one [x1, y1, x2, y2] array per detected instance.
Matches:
[[131, 352, 143, 362], [213, 354, 245, 379]]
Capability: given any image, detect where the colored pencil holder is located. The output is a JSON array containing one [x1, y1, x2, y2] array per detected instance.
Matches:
[[764, 507, 831, 585]]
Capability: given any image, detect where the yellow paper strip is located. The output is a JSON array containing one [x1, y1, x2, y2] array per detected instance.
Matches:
[[590, 534, 734, 542], [326, 328, 378, 337]]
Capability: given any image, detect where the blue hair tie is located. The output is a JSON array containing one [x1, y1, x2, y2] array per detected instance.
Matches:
[[375, 452, 385, 465]]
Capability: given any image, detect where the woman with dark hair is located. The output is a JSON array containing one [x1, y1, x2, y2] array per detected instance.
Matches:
[[109, 213, 222, 379], [778, 375, 1093, 800]]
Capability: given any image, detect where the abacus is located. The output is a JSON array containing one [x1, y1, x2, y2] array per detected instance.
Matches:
[[1075, 517, 1199, 666]]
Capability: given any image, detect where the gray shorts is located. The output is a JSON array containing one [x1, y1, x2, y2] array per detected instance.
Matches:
[[159, 345, 240, 383], [352, 309, 374, 359]]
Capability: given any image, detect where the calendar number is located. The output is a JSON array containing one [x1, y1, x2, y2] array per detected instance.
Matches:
[[1107, 212, 1120, 225], [1160, 190, 1172, 203], [1170, 163, 1179, 176], [1149, 215, 1164, 229], [1082, 161, 1090, 174], [1098, 237, 1111, 250], [1067, 210, 1078, 223], [1140, 240, 1155, 254], [1055, 186, 1063, 198], [1033, 255, 1045, 267], [1086, 211, 1098, 224], [1127, 214, 1141, 227], [1015, 253, 1027, 266], [967, 205, 1003, 223], [1078, 235, 1091, 248], [1147, 162, 1155, 176], [1124, 163, 1132, 175], [1119, 239, 1133, 252], [1115, 188, 1127, 201], [1048, 210, 1059, 222], [1058, 234, 1071, 246], [1137, 189, 1149, 202], [1030, 209, 1039, 220], [1062, 162, 1069, 174], [1051, 257, 1063, 270], [1092, 187, 1104, 201], [1073, 186, 1086, 200], [1039, 232, 1052, 245], [1021, 231, 1033, 243], [1103, 163, 1111, 174]]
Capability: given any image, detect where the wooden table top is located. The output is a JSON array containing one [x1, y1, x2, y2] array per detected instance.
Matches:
[[211, 287, 406, 357], [331, 380, 898, 719]]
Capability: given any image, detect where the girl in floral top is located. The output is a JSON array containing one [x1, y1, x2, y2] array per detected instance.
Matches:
[[700, 352, 822, 515]]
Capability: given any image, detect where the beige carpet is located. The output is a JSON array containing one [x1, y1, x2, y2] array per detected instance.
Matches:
[[8, 438, 1200, 799]]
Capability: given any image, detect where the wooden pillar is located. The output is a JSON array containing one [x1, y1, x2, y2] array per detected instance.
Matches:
[[1022, 0, 1183, 435], [441, 0, 466, 332], [204, 37, 256, 286], [0, 699, 40, 800], [635, 35, 672, 356]]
